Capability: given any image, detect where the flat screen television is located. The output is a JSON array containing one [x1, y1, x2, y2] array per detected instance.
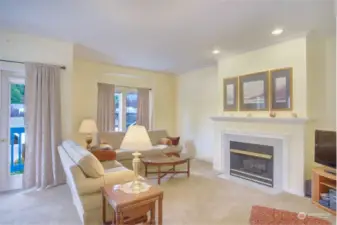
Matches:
[[315, 130, 336, 169]]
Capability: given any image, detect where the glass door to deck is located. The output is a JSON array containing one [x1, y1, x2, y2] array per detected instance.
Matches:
[[0, 70, 25, 191]]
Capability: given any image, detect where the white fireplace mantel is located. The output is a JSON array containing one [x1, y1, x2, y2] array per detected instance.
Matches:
[[210, 116, 311, 124]]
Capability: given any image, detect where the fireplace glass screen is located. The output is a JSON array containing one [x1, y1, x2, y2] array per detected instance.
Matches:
[[230, 141, 274, 187]]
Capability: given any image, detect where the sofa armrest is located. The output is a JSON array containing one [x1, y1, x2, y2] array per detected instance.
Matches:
[[162, 145, 183, 154], [101, 160, 123, 170], [76, 169, 135, 195], [76, 177, 105, 195], [103, 169, 135, 186]]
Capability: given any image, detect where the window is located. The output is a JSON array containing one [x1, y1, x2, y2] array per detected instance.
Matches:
[[114, 92, 121, 131], [114, 87, 150, 131], [126, 91, 137, 129]]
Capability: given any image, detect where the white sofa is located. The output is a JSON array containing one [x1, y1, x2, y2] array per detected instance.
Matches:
[[58, 140, 135, 225], [98, 130, 183, 170]]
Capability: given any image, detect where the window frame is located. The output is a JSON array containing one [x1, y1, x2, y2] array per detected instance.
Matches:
[[114, 86, 152, 132]]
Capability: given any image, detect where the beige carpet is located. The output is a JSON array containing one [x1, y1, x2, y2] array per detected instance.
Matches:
[[0, 160, 335, 225]]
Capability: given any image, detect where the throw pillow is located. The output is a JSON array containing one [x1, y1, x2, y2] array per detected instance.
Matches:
[[159, 137, 172, 146], [78, 154, 105, 178], [168, 136, 180, 146]]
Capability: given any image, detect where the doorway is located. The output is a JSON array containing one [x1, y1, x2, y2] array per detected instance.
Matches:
[[0, 70, 25, 191]]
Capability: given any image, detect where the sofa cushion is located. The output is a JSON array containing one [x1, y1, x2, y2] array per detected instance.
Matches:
[[148, 130, 168, 145], [62, 140, 104, 178]]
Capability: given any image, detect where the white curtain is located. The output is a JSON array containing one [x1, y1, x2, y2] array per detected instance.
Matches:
[[97, 83, 115, 132], [136, 88, 150, 129], [23, 62, 65, 190]]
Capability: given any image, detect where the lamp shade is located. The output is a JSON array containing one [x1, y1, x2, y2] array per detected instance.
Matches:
[[78, 119, 98, 134], [120, 125, 152, 151]]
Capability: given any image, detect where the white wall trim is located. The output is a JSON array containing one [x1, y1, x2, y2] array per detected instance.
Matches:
[[210, 116, 311, 124]]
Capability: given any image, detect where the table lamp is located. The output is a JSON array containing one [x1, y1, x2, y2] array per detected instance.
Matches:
[[120, 125, 152, 193], [79, 119, 98, 149]]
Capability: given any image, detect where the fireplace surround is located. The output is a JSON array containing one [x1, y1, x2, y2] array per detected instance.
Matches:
[[211, 116, 308, 196], [217, 130, 288, 194]]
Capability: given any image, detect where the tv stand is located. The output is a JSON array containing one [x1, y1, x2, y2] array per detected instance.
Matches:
[[324, 169, 336, 175], [312, 167, 336, 215]]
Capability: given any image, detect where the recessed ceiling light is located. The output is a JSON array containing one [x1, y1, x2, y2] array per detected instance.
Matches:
[[212, 49, 220, 55], [272, 28, 283, 36]]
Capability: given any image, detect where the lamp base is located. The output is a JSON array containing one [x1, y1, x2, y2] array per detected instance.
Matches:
[[119, 181, 150, 194], [130, 180, 148, 193], [131, 151, 148, 193], [85, 135, 93, 150]]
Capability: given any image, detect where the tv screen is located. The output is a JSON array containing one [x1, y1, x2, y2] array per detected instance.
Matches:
[[315, 130, 336, 168]]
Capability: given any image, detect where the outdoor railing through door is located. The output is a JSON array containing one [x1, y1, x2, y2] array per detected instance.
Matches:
[[10, 127, 25, 174]]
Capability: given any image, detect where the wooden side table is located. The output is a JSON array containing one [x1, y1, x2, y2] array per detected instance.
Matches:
[[102, 183, 163, 225]]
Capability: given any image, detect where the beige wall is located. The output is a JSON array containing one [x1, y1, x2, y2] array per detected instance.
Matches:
[[216, 37, 310, 186], [219, 37, 308, 118], [306, 33, 336, 131], [177, 36, 336, 182], [0, 30, 74, 139], [0, 30, 177, 144], [177, 67, 217, 162], [306, 33, 336, 174], [72, 59, 177, 143]]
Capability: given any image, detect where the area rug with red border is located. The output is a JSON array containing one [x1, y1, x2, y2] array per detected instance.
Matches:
[[249, 205, 331, 225]]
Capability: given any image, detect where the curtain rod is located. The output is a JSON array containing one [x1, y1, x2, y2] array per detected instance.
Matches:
[[0, 59, 66, 70], [116, 84, 152, 90]]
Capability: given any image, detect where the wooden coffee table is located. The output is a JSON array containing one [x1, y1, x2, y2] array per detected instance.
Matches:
[[141, 153, 190, 184], [101, 184, 163, 225]]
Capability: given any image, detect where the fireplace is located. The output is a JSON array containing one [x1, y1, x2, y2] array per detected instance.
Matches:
[[230, 141, 274, 187], [212, 126, 304, 195]]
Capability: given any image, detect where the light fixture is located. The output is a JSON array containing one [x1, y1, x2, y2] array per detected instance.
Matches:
[[271, 28, 283, 36], [212, 49, 220, 55]]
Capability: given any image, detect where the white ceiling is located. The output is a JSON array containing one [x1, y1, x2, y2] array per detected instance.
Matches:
[[0, 0, 335, 74]]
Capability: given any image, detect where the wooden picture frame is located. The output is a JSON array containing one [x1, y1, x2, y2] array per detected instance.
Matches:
[[270, 67, 293, 110], [239, 71, 269, 111], [223, 77, 238, 111]]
